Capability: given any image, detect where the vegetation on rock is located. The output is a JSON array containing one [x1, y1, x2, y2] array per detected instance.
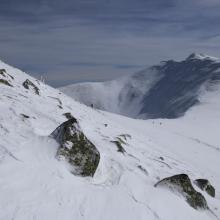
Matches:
[[155, 174, 208, 210], [194, 179, 215, 198], [51, 117, 100, 177]]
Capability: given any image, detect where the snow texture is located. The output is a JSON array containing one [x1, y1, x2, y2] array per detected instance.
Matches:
[[0, 58, 220, 220]]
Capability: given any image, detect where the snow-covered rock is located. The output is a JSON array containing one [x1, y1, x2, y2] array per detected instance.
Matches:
[[51, 117, 100, 177], [155, 174, 208, 210], [61, 53, 220, 119], [194, 179, 215, 198]]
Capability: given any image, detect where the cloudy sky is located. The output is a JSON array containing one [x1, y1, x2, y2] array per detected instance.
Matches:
[[1, 0, 220, 87]]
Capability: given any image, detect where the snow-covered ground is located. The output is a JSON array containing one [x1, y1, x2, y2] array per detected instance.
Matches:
[[0, 59, 220, 220]]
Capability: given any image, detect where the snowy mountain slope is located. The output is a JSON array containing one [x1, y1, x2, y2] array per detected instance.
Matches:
[[60, 53, 220, 119], [0, 60, 220, 220]]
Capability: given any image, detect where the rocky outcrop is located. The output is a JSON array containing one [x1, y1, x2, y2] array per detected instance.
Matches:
[[63, 112, 74, 120], [0, 69, 13, 87], [51, 118, 100, 177], [22, 79, 40, 95], [0, 79, 13, 87], [0, 69, 6, 77], [155, 174, 208, 210], [61, 53, 220, 119], [194, 179, 215, 198]]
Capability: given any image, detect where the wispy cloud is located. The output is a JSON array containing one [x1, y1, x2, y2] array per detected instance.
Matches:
[[0, 0, 220, 86]]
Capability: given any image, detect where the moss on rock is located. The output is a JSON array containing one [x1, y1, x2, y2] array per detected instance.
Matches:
[[51, 117, 100, 177], [194, 179, 215, 198], [155, 174, 208, 210]]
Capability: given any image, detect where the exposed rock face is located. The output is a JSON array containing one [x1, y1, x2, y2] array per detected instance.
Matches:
[[51, 118, 100, 177], [63, 112, 74, 120], [61, 53, 220, 119], [0, 79, 13, 87], [194, 179, 215, 198], [110, 134, 131, 154], [155, 174, 208, 210], [22, 79, 40, 95], [140, 56, 220, 118], [0, 69, 13, 87], [0, 69, 6, 76]]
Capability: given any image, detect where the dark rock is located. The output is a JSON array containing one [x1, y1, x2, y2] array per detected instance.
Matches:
[[51, 118, 100, 177], [20, 114, 30, 119], [63, 112, 73, 120], [0, 79, 13, 87], [137, 165, 148, 175], [0, 69, 6, 77], [22, 79, 40, 95], [111, 140, 126, 154], [7, 73, 14, 80], [194, 179, 215, 197], [111, 136, 127, 154], [119, 134, 131, 141], [140, 56, 220, 118], [155, 174, 208, 210]]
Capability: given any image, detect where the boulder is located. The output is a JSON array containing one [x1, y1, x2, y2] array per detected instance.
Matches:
[[51, 118, 100, 177], [194, 179, 215, 198], [22, 79, 40, 95], [155, 174, 208, 210]]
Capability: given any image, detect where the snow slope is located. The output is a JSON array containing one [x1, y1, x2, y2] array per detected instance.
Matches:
[[0, 60, 220, 220], [60, 53, 220, 119]]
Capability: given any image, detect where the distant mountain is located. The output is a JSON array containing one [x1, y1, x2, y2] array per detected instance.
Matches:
[[60, 53, 220, 119]]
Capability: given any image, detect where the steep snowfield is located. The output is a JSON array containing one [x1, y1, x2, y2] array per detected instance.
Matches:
[[60, 53, 220, 119], [60, 66, 162, 118], [0, 60, 220, 220]]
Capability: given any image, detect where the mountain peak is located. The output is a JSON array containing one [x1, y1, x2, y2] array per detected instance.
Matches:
[[186, 53, 219, 61]]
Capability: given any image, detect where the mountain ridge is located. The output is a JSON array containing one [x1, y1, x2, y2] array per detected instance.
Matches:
[[60, 53, 220, 119]]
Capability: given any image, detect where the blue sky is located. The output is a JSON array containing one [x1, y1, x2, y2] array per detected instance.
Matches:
[[1, 0, 220, 86]]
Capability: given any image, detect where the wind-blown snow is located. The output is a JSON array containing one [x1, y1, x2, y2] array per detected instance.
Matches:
[[61, 53, 220, 119], [0, 59, 220, 220]]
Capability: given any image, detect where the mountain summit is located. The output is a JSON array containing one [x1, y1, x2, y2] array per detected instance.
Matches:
[[61, 53, 220, 119]]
